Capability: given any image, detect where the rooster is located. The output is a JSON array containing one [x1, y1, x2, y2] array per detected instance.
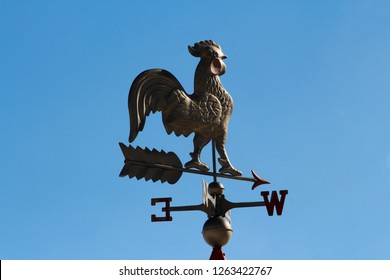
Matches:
[[128, 40, 242, 176]]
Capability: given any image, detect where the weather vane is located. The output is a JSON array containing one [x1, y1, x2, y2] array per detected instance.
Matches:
[[119, 40, 288, 259]]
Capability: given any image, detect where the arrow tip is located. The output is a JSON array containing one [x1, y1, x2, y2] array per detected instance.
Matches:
[[251, 170, 270, 190]]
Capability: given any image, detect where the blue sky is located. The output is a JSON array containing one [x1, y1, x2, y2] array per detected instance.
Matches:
[[1, 0, 389, 260]]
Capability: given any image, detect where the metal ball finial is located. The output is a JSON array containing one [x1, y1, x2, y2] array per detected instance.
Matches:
[[202, 216, 232, 248], [208, 181, 224, 196]]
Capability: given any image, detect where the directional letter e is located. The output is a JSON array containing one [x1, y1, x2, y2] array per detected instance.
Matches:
[[151, 197, 173, 222], [261, 190, 288, 216]]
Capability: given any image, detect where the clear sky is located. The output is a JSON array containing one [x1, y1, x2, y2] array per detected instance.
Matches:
[[1, 0, 389, 260]]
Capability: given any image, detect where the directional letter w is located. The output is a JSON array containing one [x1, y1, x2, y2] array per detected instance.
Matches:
[[261, 190, 288, 216]]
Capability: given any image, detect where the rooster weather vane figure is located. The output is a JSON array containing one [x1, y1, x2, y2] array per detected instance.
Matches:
[[128, 40, 241, 176], [119, 40, 288, 260]]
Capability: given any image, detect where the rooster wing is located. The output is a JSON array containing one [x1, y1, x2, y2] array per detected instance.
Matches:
[[128, 69, 222, 142]]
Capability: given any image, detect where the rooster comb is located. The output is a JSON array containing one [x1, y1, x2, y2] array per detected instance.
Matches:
[[188, 40, 223, 58]]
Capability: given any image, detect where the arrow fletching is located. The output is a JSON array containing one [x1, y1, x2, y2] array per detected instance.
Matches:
[[119, 143, 183, 184]]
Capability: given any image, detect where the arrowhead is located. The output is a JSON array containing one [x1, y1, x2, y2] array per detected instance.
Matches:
[[251, 170, 270, 190]]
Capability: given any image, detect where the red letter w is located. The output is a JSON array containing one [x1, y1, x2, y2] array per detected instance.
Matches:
[[261, 190, 288, 216]]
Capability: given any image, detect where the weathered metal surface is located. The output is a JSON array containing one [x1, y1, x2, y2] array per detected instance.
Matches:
[[202, 216, 232, 248], [119, 143, 269, 188], [119, 143, 182, 184], [127, 40, 241, 176], [118, 40, 289, 260], [151, 182, 288, 221]]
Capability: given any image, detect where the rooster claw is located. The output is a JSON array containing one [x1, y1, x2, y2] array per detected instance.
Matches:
[[185, 160, 210, 172], [219, 166, 242, 176], [218, 158, 242, 176]]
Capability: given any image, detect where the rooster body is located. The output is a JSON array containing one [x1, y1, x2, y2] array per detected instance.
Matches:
[[128, 40, 241, 176]]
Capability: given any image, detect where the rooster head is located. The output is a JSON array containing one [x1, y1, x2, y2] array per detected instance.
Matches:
[[188, 40, 227, 76]]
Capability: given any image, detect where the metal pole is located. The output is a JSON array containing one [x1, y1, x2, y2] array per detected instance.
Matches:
[[212, 140, 217, 182]]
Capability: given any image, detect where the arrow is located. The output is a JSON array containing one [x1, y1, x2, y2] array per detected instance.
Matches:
[[119, 143, 270, 189]]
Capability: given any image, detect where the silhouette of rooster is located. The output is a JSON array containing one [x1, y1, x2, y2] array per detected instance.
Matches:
[[128, 40, 242, 176]]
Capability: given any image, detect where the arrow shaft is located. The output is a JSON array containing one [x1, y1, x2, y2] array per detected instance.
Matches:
[[124, 159, 257, 183]]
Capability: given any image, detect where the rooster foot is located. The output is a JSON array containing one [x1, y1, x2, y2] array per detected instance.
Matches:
[[185, 160, 210, 172], [185, 152, 210, 171], [219, 166, 242, 176], [218, 158, 242, 176]]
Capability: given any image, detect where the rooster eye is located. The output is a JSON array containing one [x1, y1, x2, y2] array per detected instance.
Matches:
[[208, 49, 218, 57]]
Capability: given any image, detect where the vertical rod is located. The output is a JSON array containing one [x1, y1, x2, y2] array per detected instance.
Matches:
[[212, 140, 217, 182]]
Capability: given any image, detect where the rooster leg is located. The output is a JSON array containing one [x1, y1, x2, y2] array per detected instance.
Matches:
[[215, 137, 242, 176], [184, 134, 210, 171]]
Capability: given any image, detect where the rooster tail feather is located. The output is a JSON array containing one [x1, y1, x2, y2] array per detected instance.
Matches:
[[128, 69, 185, 143]]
